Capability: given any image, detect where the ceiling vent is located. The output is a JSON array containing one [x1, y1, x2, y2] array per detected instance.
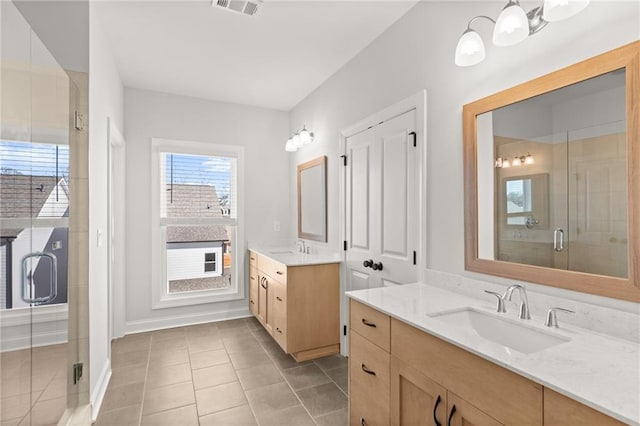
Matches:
[[213, 0, 261, 16]]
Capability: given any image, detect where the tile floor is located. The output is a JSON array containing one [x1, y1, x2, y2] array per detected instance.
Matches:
[[0, 343, 68, 426], [95, 317, 348, 426]]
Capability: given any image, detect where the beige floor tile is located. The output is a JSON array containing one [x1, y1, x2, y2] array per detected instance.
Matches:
[[0, 416, 22, 426], [295, 382, 347, 417], [192, 363, 237, 390], [257, 404, 315, 426], [325, 365, 348, 395], [186, 336, 224, 354], [146, 363, 191, 389], [148, 348, 189, 369], [23, 396, 66, 426], [314, 354, 348, 372], [228, 349, 272, 370], [236, 363, 284, 391], [111, 349, 149, 370], [282, 364, 332, 391], [195, 381, 247, 417], [268, 350, 308, 371], [245, 382, 299, 418], [1, 374, 32, 399], [37, 376, 67, 401], [140, 404, 198, 426], [142, 381, 195, 415], [223, 337, 262, 354], [150, 338, 187, 354], [94, 405, 141, 426], [109, 364, 147, 389], [151, 327, 185, 342], [198, 404, 257, 426], [315, 407, 348, 426], [101, 382, 145, 412], [216, 319, 249, 331], [1, 393, 31, 421], [112, 335, 151, 355], [189, 349, 229, 370]]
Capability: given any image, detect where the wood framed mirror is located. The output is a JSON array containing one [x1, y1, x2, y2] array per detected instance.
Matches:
[[463, 42, 639, 302], [297, 156, 327, 242]]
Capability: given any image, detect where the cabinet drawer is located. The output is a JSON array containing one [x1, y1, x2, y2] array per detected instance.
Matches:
[[271, 280, 287, 350], [350, 330, 390, 426], [543, 388, 624, 426], [249, 272, 258, 316], [249, 250, 258, 270], [259, 255, 287, 283], [350, 300, 390, 352]]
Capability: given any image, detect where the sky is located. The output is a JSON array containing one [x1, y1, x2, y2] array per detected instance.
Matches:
[[0, 140, 69, 177], [164, 152, 233, 199]]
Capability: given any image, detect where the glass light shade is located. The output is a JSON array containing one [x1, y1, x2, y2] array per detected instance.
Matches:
[[285, 138, 297, 152], [292, 133, 302, 148], [493, 2, 530, 47], [502, 159, 511, 168], [299, 127, 314, 145], [524, 153, 535, 165], [455, 29, 486, 67], [512, 156, 522, 166], [542, 0, 589, 22]]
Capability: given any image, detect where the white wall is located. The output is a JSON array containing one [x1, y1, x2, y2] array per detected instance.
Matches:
[[288, 2, 639, 310], [88, 8, 124, 417], [123, 88, 289, 331]]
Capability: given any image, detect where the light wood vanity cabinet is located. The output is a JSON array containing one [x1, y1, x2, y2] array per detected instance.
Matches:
[[248, 250, 340, 361], [349, 300, 625, 426]]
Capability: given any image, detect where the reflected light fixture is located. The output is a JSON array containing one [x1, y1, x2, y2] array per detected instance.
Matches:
[[284, 125, 315, 152], [495, 153, 534, 168], [456, 0, 590, 66]]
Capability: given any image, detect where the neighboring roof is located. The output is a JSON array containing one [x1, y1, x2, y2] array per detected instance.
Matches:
[[0, 174, 59, 217], [166, 184, 228, 243]]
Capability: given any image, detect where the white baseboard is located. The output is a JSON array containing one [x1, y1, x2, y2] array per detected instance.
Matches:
[[1, 329, 67, 352], [125, 307, 252, 335], [91, 359, 112, 422]]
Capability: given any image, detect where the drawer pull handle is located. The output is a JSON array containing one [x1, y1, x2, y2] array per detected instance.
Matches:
[[361, 318, 377, 328], [276, 327, 282, 334], [276, 271, 284, 275], [261, 283, 267, 289], [251, 277, 255, 281], [361, 364, 376, 376], [433, 395, 442, 426], [360, 418, 366, 426], [447, 404, 456, 426], [250, 300, 255, 304], [250, 257, 255, 260], [276, 296, 283, 302]]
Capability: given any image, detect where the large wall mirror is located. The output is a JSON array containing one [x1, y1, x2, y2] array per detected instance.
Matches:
[[298, 156, 327, 242], [463, 42, 639, 302]]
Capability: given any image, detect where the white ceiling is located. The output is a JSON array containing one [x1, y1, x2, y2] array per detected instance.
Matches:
[[96, 1, 417, 111]]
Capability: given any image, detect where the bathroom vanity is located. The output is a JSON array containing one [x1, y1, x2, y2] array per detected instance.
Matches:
[[347, 284, 638, 426], [248, 247, 340, 361]]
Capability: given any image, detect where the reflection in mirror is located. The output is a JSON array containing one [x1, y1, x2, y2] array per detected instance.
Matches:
[[477, 70, 628, 278], [298, 156, 327, 242]]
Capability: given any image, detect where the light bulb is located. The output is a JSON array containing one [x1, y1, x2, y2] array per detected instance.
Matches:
[[525, 153, 534, 165], [299, 126, 314, 145], [543, 0, 589, 22], [285, 138, 297, 152], [512, 156, 522, 166], [292, 133, 302, 148], [455, 29, 486, 67], [502, 159, 511, 168], [493, 1, 530, 47]]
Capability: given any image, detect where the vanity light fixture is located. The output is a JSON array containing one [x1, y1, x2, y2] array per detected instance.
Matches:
[[496, 153, 534, 168], [284, 125, 315, 152], [455, 0, 590, 67]]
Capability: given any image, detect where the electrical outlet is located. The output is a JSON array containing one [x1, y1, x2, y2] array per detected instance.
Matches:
[[273, 221, 281, 232]]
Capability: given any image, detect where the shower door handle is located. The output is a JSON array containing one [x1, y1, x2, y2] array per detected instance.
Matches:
[[21, 252, 58, 305], [553, 228, 565, 252]]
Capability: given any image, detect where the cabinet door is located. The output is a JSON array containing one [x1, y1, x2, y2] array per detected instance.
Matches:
[[543, 388, 624, 426], [390, 356, 446, 426], [271, 280, 287, 350], [446, 392, 503, 426], [257, 275, 269, 331], [249, 268, 258, 316]]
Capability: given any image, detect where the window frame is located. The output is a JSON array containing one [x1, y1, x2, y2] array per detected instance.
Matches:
[[150, 138, 245, 309]]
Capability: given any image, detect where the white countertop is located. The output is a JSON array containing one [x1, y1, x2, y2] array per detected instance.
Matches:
[[248, 244, 341, 266], [346, 283, 640, 425]]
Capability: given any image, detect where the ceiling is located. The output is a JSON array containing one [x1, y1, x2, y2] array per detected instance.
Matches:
[[96, 1, 417, 111]]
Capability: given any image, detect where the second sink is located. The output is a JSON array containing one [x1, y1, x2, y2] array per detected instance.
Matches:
[[428, 308, 570, 354]]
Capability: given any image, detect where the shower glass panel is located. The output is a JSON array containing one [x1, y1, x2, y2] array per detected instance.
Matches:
[[1, 1, 80, 424]]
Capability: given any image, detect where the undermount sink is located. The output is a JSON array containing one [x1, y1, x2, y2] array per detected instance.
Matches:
[[428, 308, 570, 354]]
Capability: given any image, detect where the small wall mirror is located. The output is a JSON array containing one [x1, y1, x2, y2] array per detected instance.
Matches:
[[464, 42, 639, 302], [298, 156, 327, 242]]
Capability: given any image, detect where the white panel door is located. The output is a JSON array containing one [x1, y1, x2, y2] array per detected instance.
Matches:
[[345, 109, 418, 293]]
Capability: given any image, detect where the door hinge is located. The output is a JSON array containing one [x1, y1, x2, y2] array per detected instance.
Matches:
[[340, 155, 347, 166], [74, 111, 85, 131], [413, 250, 417, 265], [409, 131, 417, 147], [343, 241, 347, 251], [343, 325, 347, 336], [73, 363, 83, 384]]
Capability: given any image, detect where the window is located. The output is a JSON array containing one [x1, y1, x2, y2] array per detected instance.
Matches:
[[151, 139, 244, 309]]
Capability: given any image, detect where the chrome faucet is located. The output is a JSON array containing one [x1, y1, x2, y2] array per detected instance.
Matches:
[[484, 290, 507, 313], [505, 285, 531, 320], [545, 307, 575, 328], [295, 240, 306, 253]]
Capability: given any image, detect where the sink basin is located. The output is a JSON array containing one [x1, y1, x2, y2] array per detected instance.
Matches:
[[269, 250, 296, 255], [428, 308, 570, 354]]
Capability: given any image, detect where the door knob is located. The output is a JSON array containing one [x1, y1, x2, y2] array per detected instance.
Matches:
[[362, 259, 373, 268], [372, 262, 383, 271]]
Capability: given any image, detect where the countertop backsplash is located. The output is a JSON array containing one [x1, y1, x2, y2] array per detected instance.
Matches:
[[423, 269, 640, 344]]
